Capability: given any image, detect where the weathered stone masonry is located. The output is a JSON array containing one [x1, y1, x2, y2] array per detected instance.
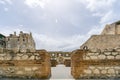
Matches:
[[71, 49, 120, 79], [0, 49, 51, 79], [81, 20, 120, 51], [72, 21, 120, 79], [6, 31, 35, 52], [0, 32, 51, 79]]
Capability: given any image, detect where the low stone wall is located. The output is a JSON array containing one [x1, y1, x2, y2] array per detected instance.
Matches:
[[0, 50, 51, 79], [49, 51, 71, 67], [64, 59, 71, 67], [71, 49, 120, 79]]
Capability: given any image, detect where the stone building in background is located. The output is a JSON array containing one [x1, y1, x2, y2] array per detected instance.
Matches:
[[101, 20, 120, 35], [80, 20, 120, 51], [49, 51, 71, 67], [5, 31, 35, 52], [0, 34, 6, 48]]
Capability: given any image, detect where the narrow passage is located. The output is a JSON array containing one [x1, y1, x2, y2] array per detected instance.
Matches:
[[50, 65, 74, 80]]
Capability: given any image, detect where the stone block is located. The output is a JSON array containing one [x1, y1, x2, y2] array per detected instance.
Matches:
[[21, 55, 29, 60], [90, 55, 98, 60], [0, 48, 3, 53], [32, 67, 38, 71], [98, 54, 106, 59], [101, 69, 107, 74], [111, 52, 118, 56], [20, 49, 26, 53], [115, 55, 120, 59], [104, 52, 111, 56], [84, 69, 92, 74], [29, 55, 35, 60], [14, 56, 21, 60], [107, 55, 115, 59], [0, 53, 6, 57], [0, 57, 4, 60], [93, 69, 100, 74], [25, 67, 32, 72], [108, 68, 115, 74]]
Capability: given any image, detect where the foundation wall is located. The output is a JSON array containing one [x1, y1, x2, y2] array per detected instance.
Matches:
[[0, 50, 51, 79], [71, 49, 120, 79]]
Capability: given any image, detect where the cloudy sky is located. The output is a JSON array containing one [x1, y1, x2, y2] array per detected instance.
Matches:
[[0, 0, 120, 51]]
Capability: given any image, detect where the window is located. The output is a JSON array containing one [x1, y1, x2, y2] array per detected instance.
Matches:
[[23, 39, 25, 41], [66, 54, 69, 57], [59, 54, 62, 56], [52, 54, 55, 56]]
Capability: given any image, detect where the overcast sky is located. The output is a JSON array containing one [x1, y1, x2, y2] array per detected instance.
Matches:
[[0, 0, 120, 51]]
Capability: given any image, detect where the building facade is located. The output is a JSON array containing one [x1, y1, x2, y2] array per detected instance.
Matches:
[[5, 31, 35, 52], [101, 20, 120, 35], [81, 20, 120, 51]]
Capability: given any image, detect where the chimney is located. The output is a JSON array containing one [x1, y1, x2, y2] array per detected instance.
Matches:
[[30, 32, 32, 36], [14, 32, 16, 36], [10, 34, 13, 37]]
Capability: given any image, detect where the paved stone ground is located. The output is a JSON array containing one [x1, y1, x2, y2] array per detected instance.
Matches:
[[50, 64, 74, 80]]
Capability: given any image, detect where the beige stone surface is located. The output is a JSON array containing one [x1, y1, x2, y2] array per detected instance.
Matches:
[[81, 21, 120, 51], [71, 49, 120, 79], [0, 50, 51, 79], [5, 31, 36, 53], [101, 21, 120, 35], [81, 35, 120, 51]]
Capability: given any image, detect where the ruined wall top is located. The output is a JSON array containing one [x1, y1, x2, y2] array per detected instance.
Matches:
[[101, 21, 120, 35], [81, 20, 120, 51], [5, 31, 36, 52]]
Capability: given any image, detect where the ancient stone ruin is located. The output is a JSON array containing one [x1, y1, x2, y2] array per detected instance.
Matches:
[[5, 31, 36, 53], [49, 51, 71, 67], [0, 32, 51, 79], [81, 20, 120, 51], [71, 21, 120, 79], [71, 49, 120, 79], [0, 21, 120, 79]]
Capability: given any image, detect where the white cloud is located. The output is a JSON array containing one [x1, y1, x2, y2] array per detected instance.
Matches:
[[33, 33, 86, 51], [0, 0, 5, 4], [0, 25, 27, 36], [0, 0, 12, 5], [32, 27, 102, 51], [100, 11, 115, 24], [5, 0, 12, 4], [86, 0, 115, 12], [24, 0, 49, 8], [4, 7, 9, 11], [77, 0, 117, 25], [55, 19, 58, 23], [88, 26, 102, 35]]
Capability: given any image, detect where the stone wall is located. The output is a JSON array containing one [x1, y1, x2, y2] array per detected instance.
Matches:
[[0, 50, 51, 79], [80, 35, 120, 51], [101, 24, 116, 35], [81, 21, 120, 51], [71, 49, 120, 79], [101, 21, 120, 35]]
